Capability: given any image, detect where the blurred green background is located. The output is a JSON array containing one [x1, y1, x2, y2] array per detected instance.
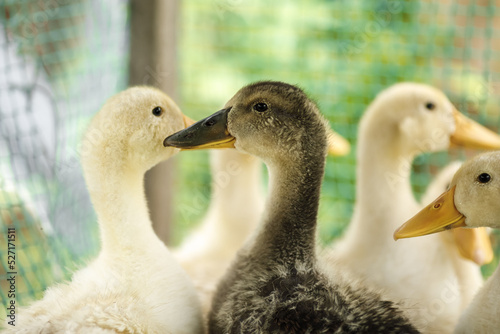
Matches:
[[1, 0, 500, 321]]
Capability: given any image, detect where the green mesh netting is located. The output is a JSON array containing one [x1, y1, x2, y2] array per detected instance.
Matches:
[[174, 0, 500, 277], [0, 0, 128, 321]]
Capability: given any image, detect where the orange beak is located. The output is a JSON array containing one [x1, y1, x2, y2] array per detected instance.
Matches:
[[394, 186, 466, 240], [450, 110, 500, 150], [452, 227, 493, 265], [182, 114, 196, 128], [327, 130, 351, 156]]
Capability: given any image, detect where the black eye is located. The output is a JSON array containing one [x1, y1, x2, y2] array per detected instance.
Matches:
[[253, 102, 268, 112], [425, 102, 435, 111], [477, 173, 491, 184], [152, 106, 163, 116]]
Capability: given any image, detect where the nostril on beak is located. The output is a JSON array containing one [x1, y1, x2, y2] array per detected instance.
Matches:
[[184, 133, 194, 139], [204, 118, 216, 127]]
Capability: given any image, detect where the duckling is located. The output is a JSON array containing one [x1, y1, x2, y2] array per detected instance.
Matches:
[[165, 81, 419, 334], [321, 83, 499, 333], [421, 161, 492, 311], [394, 151, 500, 334], [175, 130, 349, 315], [2, 87, 203, 333]]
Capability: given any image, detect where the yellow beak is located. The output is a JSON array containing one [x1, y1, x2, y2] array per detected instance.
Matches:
[[394, 184, 493, 265], [452, 227, 493, 265], [450, 110, 500, 149], [394, 186, 466, 240], [327, 130, 351, 156]]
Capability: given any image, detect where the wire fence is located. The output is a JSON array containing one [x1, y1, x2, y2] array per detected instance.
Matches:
[[174, 0, 500, 273], [0, 0, 128, 320], [1, 0, 500, 319]]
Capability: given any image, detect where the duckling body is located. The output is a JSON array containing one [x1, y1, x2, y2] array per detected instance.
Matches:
[[2, 87, 203, 333], [323, 83, 497, 332], [327, 141, 462, 332], [175, 149, 264, 314], [394, 151, 500, 334], [210, 156, 415, 333], [455, 266, 500, 334], [165, 81, 418, 334]]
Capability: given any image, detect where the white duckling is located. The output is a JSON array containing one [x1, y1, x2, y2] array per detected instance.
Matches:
[[322, 83, 499, 333], [421, 161, 492, 311], [395, 151, 500, 334], [2, 87, 203, 333], [166, 81, 418, 333]]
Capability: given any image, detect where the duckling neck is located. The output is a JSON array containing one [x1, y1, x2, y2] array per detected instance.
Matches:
[[353, 130, 418, 235], [252, 153, 324, 264], [85, 164, 159, 254], [357, 144, 415, 206]]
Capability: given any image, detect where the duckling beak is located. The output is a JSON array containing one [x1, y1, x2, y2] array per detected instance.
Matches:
[[164, 108, 236, 150], [327, 130, 350, 156], [394, 186, 466, 240], [450, 110, 500, 149], [452, 227, 493, 265]]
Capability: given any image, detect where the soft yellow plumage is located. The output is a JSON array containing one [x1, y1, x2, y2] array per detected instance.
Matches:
[[1, 87, 203, 333]]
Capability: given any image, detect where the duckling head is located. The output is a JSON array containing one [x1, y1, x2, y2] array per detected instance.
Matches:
[[165, 81, 335, 165], [363, 82, 500, 156], [226, 81, 330, 163], [81, 86, 192, 174], [395, 151, 500, 237]]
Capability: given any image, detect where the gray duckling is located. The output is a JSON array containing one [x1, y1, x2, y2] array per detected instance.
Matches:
[[165, 81, 419, 334]]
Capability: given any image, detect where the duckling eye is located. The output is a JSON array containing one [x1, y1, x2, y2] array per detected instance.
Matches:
[[477, 173, 491, 184], [425, 102, 435, 111], [253, 103, 268, 112], [152, 106, 163, 117]]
